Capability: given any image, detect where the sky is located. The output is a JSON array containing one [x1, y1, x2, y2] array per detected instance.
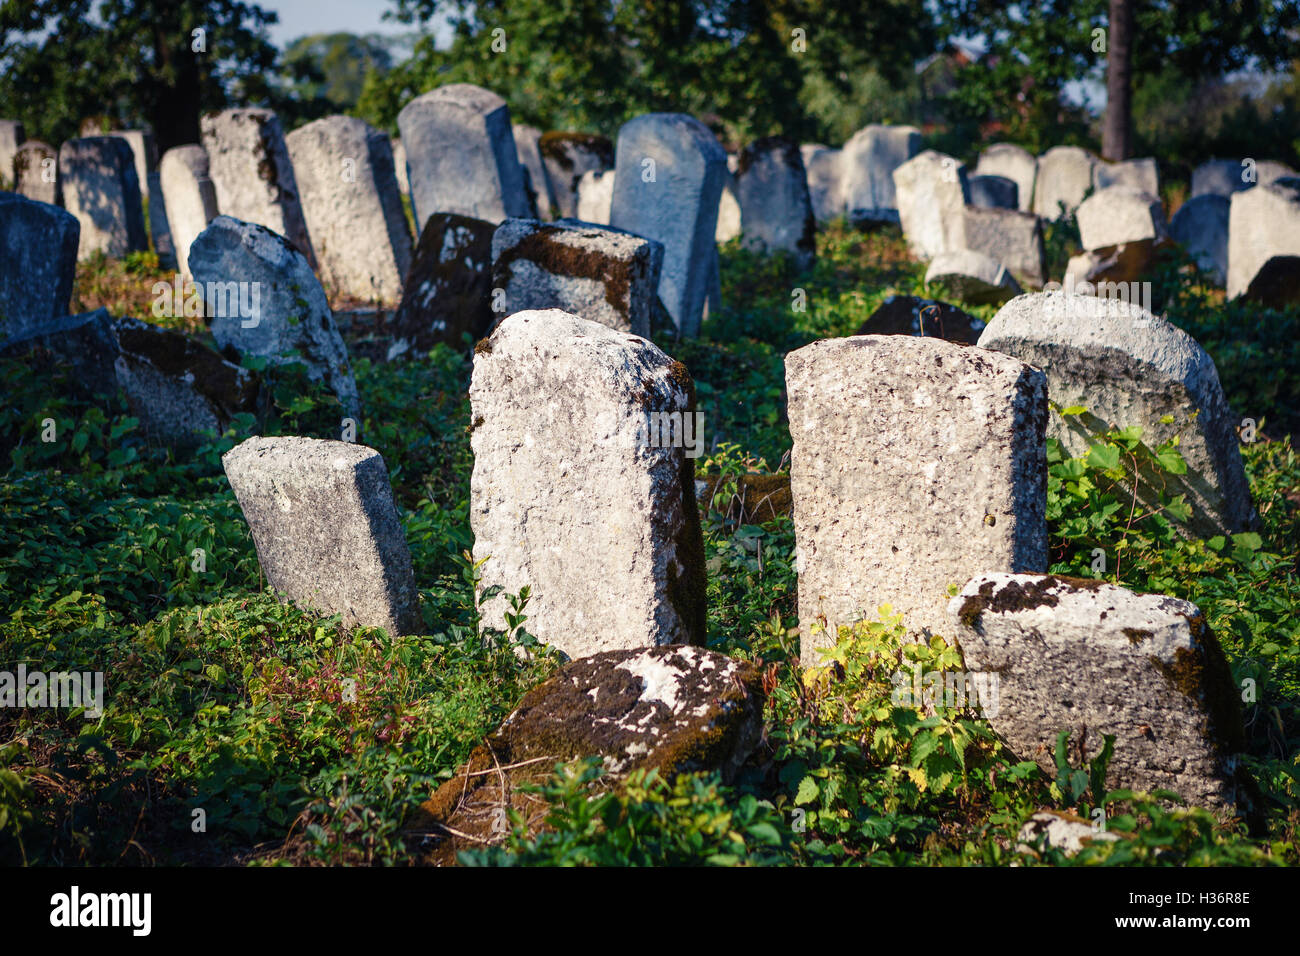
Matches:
[[261, 0, 453, 49]]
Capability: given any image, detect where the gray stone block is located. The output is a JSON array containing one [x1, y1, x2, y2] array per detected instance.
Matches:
[[58, 136, 147, 259], [841, 124, 921, 224], [1169, 194, 1229, 285], [159, 145, 218, 279], [893, 149, 970, 260], [0, 192, 79, 341], [974, 143, 1036, 212]]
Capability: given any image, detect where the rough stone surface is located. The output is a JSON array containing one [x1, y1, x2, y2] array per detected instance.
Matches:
[[974, 143, 1036, 213], [800, 144, 843, 224], [925, 248, 1022, 305], [200, 109, 315, 264], [893, 150, 970, 260], [286, 115, 412, 305], [0, 192, 80, 341], [188, 215, 359, 417], [0, 120, 23, 189], [391, 138, 409, 194], [1076, 184, 1166, 251], [13, 140, 58, 205], [159, 145, 219, 279], [734, 136, 815, 269], [539, 131, 613, 220], [513, 124, 553, 219], [1169, 194, 1229, 285], [409, 645, 763, 865], [388, 212, 495, 356], [223, 436, 421, 635], [841, 124, 921, 224], [979, 291, 1254, 536], [1016, 810, 1118, 857], [1227, 178, 1300, 299], [469, 310, 707, 659], [950, 573, 1256, 813], [962, 205, 1047, 288], [854, 294, 985, 344], [397, 83, 530, 230], [609, 113, 727, 338], [575, 168, 614, 225], [968, 174, 1018, 209], [786, 335, 1048, 663], [491, 218, 664, 336], [1093, 156, 1159, 196], [1034, 146, 1096, 219], [57, 136, 147, 260]]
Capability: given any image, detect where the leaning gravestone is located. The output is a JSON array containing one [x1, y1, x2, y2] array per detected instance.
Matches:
[[1169, 194, 1229, 285], [800, 144, 844, 224], [0, 119, 23, 189], [491, 218, 664, 336], [159, 145, 219, 279], [576, 168, 615, 224], [924, 248, 1021, 305], [950, 573, 1256, 814], [1093, 156, 1159, 196], [0, 194, 80, 343], [285, 115, 412, 306], [963, 206, 1047, 288], [786, 335, 1048, 663], [188, 215, 359, 418], [1227, 178, 1300, 300], [840, 124, 921, 224], [397, 83, 531, 231], [979, 291, 1255, 537], [609, 113, 727, 338], [893, 150, 970, 260], [13, 140, 58, 205], [539, 131, 613, 220], [734, 136, 816, 269], [200, 108, 315, 264], [223, 436, 421, 635], [58, 136, 147, 260], [513, 124, 553, 219], [968, 174, 1018, 210], [1033, 145, 1096, 219], [469, 309, 707, 658], [974, 143, 1037, 213]]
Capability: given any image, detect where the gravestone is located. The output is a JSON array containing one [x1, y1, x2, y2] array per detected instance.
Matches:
[[0, 120, 23, 189], [12, 140, 58, 205], [974, 143, 1036, 212], [1169, 194, 1229, 285], [800, 144, 844, 224], [734, 136, 816, 269], [491, 218, 664, 336], [57, 136, 147, 260], [1256, 160, 1299, 186], [223, 436, 421, 635], [609, 112, 728, 338], [539, 131, 613, 220], [200, 108, 315, 264], [513, 124, 553, 219], [962, 206, 1047, 288], [840, 124, 921, 224], [397, 83, 530, 231], [950, 573, 1256, 814], [0, 194, 80, 342], [388, 212, 495, 357], [1227, 178, 1300, 300], [188, 215, 359, 417], [978, 291, 1255, 536], [1093, 156, 1159, 196], [286, 115, 412, 306], [1076, 184, 1166, 251], [715, 162, 741, 242], [968, 174, 1018, 209], [391, 137, 409, 194], [576, 168, 615, 224], [1192, 159, 1251, 198], [1034, 145, 1096, 219], [893, 150, 970, 260], [786, 335, 1048, 663], [469, 309, 707, 658], [924, 248, 1022, 305], [159, 145, 219, 279], [107, 130, 155, 201]]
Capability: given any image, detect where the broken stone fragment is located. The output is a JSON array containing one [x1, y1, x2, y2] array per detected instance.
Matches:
[[1015, 810, 1119, 858], [924, 248, 1022, 305]]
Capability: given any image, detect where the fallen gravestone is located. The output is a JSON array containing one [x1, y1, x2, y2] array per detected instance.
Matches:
[[388, 212, 495, 357], [968, 174, 1018, 209], [1227, 178, 1300, 301], [1033, 145, 1096, 219], [491, 218, 664, 336], [159, 145, 219, 279], [576, 168, 614, 225], [609, 113, 727, 338], [0, 192, 80, 342], [841, 124, 921, 224], [800, 144, 844, 224], [513, 124, 553, 219], [962, 206, 1047, 288], [223, 436, 421, 635], [978, 291, 1255, 536], [950, 573, 1258, 815], [286, 115, 413, 306], [13, 140, 57, 205], [1169, 194, 1229, 285], [58, 136, 147, 260], [893, 150, 970, 259], [974, 143, 1036, 213], [539, 131, 613, 220], [786, 335, 1047, 663], [925, 248, 1022, 305], [734, 136, 816, 269], [470, 309, 707, 658], [854, 294, 984, 344]]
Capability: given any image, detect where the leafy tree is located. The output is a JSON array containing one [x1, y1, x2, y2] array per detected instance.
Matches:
[[277, 32, 396, 128]]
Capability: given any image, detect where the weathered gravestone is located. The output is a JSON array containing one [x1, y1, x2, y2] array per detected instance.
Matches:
[[925, 248, 1022, 305], [962, 206, 1047, 288], [1093, 156, 1160, 196], [1192, 159, 1252, 199], [800, 144, 844, 224], [200, 109, 315, 264], [0, 120, 23, 189], [968, 174, 1018, 210], [540, 131, 613, 220], [1068, 184, 1167, 283], [609, 113, 727, 338], [950, 573, 1257, 814], [978, 291, 1255, 537], [391, 137, 409, 195], [159, 145, 219, 279], [854, 294, 985, 344], [974, 143, 1037, 213], [0, 192, 80, 342], [469, 309, 707, 658], [1033, 145, 1096, 219], [223, 436, 421, 635], [13, 140, 58, 205], [840, 124, 921, 224], [285, 115, 412, 306], [397, 83, 530, 231], [734, 136, 816, 269], [1227, 177, 1300, 302], [188, 215, 359, 418], [58, 136, 147, 260], [388, 212, 495, 357], [893, 150, 970, 260], [715, 162, 742, 242], [106, 130, 154, 200], [491, 218, 664, 336], [576, 168, 614, 224], [513, 124, 553, 219], [1169, 194, 1229, 285], [786, 335, 1048, 664]]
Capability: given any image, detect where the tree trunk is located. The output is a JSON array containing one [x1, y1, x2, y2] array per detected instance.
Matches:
[[1102, 0, 1134, 160]]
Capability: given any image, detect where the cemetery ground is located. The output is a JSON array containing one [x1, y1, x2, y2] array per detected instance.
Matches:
[[2, 220, 1299, 867]]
